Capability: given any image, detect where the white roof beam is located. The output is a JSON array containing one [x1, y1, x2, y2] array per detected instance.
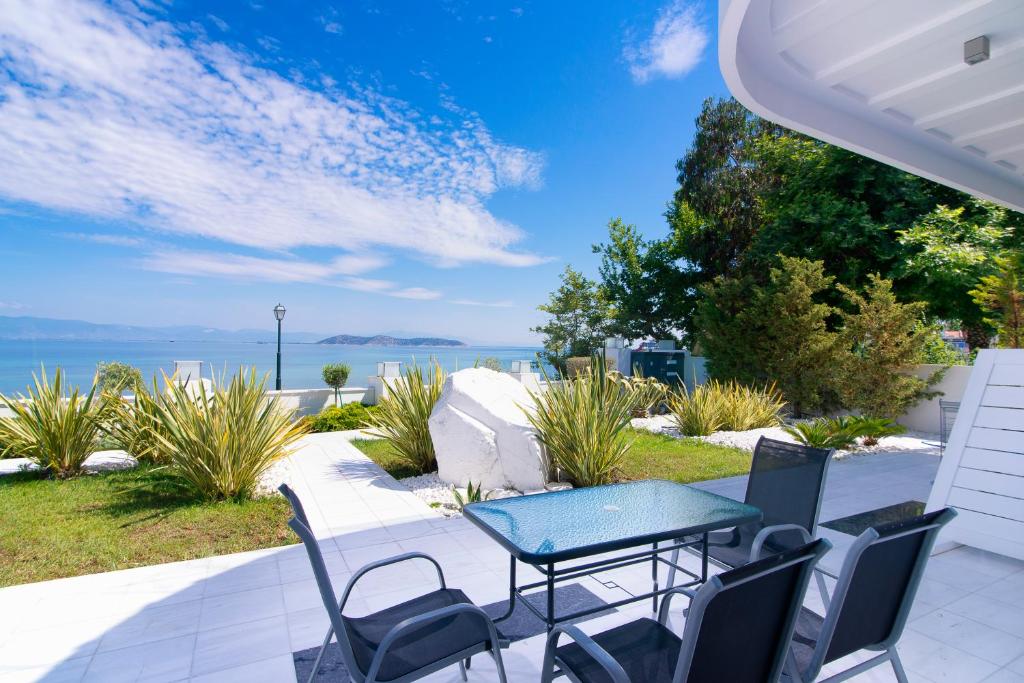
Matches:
[[989, 141, 1024, 163], [813, 0, 995, 87], [954, 116, 1024, 146], [772, 0, 876, 52], [915, 84, 1024, 129]]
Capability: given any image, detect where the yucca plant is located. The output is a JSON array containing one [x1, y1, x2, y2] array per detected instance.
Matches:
[[452, 480, 488, 510], [104, 377, 173, 464], [668, 381, 726, 436], [0, 366, 108, 478], [366, 362, 445, 474], [526, 359, 636, 487], [150, 368, 307, 500], [721, 381, 785, 431], [609, 370, 669, 417]]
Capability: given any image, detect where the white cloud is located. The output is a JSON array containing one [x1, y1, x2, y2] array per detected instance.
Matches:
[[0, 301, 27, 310], [624, 1, 708, 84], [452, 298, 514, 308], [0, 0, 546, 272], [60, 232, 145, 247], [139, 248, 440, 300]]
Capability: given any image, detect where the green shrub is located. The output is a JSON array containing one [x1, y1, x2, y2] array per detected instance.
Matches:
[[525, 359, 637, 487], [0, 367, 109, 478], [837, 275, 944, 418], [366, 363, 445, 475], [917, 322, 969, 366], [668, 379, 783, 436], [480, 357, 503, 372], [96, 361, 144, 395], [321, 363, 351, 404], [307, 403, 378, 432], [150, 368, 307, 500], [783, 415, 906, 450]]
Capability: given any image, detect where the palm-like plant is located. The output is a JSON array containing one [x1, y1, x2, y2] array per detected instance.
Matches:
[[526, 360, 637, 487], [721, 381, 785, 431], [150, 368, 307, 500], [782, 415, 905, 450], [0, 367, 108, 478], [669, 379, 783, 436], [366, 362, 446, 474], [105, 377, 172, 464], [668, 381, 725, 436]]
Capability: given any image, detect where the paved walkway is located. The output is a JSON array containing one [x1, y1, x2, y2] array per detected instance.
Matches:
[[0, 436, 1021, 682]]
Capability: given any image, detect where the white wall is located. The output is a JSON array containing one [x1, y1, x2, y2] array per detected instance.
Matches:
[[266, 386, 375, 417], [898, 365, 972, 434]]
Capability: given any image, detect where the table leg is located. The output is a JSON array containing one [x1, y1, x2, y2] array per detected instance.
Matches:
[[701, 532, 709, 583], [546, 563, 555, 632], [651, 541, 659, 613], [494, 555, 517, 623]]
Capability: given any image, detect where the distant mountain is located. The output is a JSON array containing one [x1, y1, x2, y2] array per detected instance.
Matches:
[[0, 315, 325, 343], [318, 334, 465, 347]]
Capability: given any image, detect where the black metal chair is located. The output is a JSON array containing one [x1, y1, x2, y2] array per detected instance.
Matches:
[[782, 508, 957, 683], [541, 539, 831, 683], [279, 484, 508, 683], [666, 437, 834, 598]]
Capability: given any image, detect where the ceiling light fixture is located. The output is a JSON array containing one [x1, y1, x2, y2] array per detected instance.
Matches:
[[964, 35, 990, 65]]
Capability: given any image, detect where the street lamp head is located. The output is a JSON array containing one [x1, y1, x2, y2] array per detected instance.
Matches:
[[273, 303, 286, 322]]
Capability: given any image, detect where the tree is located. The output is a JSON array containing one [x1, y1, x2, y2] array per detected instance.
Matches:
[[592, 218, 692, 342], [533, 266, 609, 376], [971, 253, 1024, 349], [480, 357, 503, 372], [321, 363, 351, 405], [837, 275, 942, 418], [666, 97, 783, 282], [898, 200, 1022, 349], [695, 256, 840, 415], [96, 361, 143, 395]]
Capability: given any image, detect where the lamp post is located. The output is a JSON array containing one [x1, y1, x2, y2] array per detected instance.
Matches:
[[273, 303, 286, 390]]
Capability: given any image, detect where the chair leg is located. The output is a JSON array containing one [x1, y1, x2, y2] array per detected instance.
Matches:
[[814, 569, 831, 606], [458, 660, 468, 681], [889, 648, 909, 683], [491, 642, 509, 683], [307, 627, 334, 683], [540, 633, 558, 683], [665, 545, 680, 589], [465, 656, 472, 669]]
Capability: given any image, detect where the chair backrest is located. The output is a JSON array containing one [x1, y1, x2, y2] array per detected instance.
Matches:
[[807, 508, 957, 677], [674, 539, 831, 683], [288, 515, 366, 682], [278, 483, 311, 528], [744, 437, 834, 543]]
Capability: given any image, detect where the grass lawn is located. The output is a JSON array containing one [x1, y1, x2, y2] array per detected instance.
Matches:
[[351, 438, 422, 480], [0, 464, 292, 587], [618, 428, 752, 484], [352, 429, 751, 486]]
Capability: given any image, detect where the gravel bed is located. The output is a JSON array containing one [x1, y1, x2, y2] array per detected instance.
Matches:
[[397, 472, 523, 517], [629, 415, 940, 458]]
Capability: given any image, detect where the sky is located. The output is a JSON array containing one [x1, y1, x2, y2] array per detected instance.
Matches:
[[0, 0, 731, 345]]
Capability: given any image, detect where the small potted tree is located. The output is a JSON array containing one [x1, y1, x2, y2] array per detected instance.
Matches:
[[322, 363, 351, 406]]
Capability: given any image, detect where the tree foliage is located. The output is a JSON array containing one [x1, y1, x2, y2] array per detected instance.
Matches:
[[532, 266, 609, 375], [695, 256, 840, 415], [971, 253, 1024, 349], [96, 361, 143, 395], [321, 363, 351, 405], [837, 275, 942, 418]]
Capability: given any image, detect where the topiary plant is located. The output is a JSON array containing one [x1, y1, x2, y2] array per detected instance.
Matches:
[[322, 363, 352, 406]]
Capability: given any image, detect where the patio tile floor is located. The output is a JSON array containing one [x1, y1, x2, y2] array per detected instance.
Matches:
[[0, 432, 1020, 682]]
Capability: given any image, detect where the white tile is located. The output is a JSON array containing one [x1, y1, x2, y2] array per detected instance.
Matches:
[[97, 599, 202, 652], [84, 633, 195, 682], [189, 653, 296, 683], [983, 669, 1024, 683], [199, 584, 286, 631], [898, 629, 999, 682], [945, 593, 1024, 638], [203, 562, 280, 598], [190, 615, 291, 676], [0, 656, 91, 683], [910, 610, 1024, 667]]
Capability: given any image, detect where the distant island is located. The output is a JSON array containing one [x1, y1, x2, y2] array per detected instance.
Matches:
[[317, 334, 465, 347]]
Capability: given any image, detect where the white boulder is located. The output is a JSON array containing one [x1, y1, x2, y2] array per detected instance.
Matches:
[[429, 368, 547, 491]]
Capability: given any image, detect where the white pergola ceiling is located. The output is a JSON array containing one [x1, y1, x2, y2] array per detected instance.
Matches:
[[719, 0, 1024, 212]]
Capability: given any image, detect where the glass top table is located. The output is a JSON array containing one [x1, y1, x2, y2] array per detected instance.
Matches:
[[464, 479, 762, 633], [464, 479, 761, 564]]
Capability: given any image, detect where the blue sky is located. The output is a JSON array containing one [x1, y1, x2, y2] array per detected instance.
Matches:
[[0, 0, 730, 345]]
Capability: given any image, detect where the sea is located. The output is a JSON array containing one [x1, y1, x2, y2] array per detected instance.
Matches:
[[0, 340, 544, 395]]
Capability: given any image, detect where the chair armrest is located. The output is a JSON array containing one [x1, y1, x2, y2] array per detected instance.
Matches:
[[657, 586, 697, 625], [365, 602, 500, 682], [339, 552, 445, 611], [543, 624, 630, 683], [749, 524, 814, 562]]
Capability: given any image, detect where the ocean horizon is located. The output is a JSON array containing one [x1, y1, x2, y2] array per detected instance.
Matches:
[[0, 340, 545, 395]]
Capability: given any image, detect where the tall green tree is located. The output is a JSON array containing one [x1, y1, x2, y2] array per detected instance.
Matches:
[[532, 266, 610, 375], [666, 97, 782, 283], [971, 253, 1024, 349], [592, 218, 692, 342], [898, 199, 1022, 348], [695, 256, 840, 415]]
